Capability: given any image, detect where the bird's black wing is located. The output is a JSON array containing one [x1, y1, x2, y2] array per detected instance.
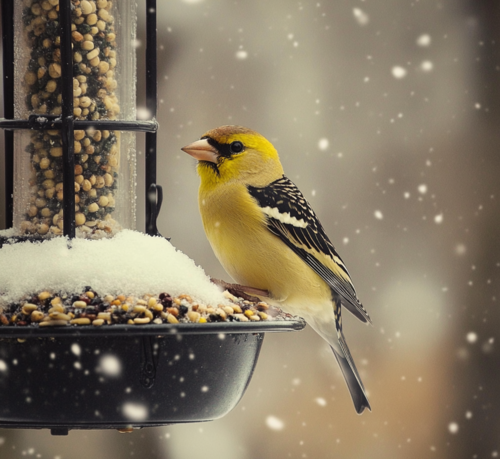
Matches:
[[247, 175, 371, 324]]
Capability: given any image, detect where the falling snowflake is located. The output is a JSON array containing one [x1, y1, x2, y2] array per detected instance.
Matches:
[[416, 34, 432, 47], [137, 107, 152, 120], [315, 397, 327, 407], [123, 402, 148, 421], [466, 332, 478, 343], [418, 184, 428, 194], [392, 66, 407, 79], [318, 138, 329, 151], [421, 61, 434, 72], [352, 8, 369, 26], [98, 355, 122, 377], [236, 50, 248, 60], [71, 343, 81, 356], [266, 415, 285, 431]]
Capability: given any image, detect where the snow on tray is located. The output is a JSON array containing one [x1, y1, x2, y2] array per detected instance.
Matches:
[[0, 228, 17, 238], [0, 230, 227, 306]]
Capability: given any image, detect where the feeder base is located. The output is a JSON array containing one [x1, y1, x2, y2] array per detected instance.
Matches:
[[0, 321, 305, 432]]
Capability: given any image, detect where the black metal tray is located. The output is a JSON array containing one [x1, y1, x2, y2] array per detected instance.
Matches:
[[0, 320, 305, 434]]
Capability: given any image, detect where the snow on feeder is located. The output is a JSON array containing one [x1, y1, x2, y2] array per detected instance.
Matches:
[[0, 0, 305, 434]]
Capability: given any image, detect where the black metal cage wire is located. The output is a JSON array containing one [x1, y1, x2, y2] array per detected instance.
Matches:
[[0, 0, 161, 238]]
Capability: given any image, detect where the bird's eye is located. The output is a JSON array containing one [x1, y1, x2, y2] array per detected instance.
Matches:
[[230, 141, 244, 154]]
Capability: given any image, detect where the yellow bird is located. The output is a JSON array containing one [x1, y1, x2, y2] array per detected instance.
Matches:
[[182, 125, 371, 414]]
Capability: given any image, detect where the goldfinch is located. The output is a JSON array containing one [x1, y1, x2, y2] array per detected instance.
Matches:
[[182, 125, 371, 414]]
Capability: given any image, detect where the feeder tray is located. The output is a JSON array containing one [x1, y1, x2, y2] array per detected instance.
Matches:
[[0, 320, 305, 434]]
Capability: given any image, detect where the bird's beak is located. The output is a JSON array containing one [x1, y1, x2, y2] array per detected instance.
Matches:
[[181, 139, 219, 163]]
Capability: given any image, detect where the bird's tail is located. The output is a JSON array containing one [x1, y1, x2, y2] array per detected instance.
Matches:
[[331, 330, 371, 414]]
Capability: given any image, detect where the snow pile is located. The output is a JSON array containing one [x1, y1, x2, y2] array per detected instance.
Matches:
[[0, 230, 227, 306], [0, 228, 17, 238]]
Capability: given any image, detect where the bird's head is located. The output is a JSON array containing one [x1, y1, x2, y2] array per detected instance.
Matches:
[[181, 125, 284, 187]]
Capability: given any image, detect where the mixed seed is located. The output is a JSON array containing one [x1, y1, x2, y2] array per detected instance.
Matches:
[[0, 288, 271, 328], [19, 0, 122, 238]]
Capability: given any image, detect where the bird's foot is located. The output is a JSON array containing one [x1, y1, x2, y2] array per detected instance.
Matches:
[[270, 306, 295, 319], [210, 278, 270, 302]]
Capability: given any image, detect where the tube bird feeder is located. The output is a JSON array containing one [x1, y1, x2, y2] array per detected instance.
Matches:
[[0, 0, 305, 435]]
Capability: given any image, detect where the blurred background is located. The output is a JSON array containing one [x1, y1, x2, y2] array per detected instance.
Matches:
[[1, 0, 500, 457]]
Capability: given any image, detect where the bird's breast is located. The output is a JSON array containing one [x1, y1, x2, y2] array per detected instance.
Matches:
[[199, 182, 267, 281], [198, 182, 331, 313]]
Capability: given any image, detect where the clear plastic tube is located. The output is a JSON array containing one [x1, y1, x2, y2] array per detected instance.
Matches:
[[13, 0, 137, 238]]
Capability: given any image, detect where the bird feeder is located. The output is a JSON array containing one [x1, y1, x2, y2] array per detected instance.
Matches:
[[0, 0, 305, 434]]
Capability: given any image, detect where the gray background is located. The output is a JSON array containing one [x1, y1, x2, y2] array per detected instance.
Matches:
[[1, 0, 500, 457]]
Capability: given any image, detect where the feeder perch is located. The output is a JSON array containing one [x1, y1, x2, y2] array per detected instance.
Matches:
[[0, 0, 305, 434]]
